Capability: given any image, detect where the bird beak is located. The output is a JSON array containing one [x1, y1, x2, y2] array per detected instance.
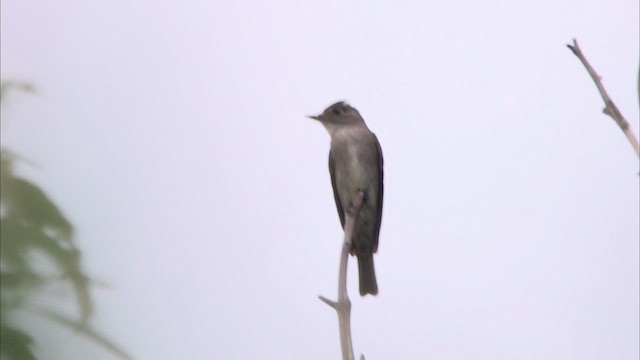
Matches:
[[306, 115, 319, 120]]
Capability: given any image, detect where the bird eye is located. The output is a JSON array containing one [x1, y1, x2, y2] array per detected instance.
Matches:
[[332, 107, 342, 116]]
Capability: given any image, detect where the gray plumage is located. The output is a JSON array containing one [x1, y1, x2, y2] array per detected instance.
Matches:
[[308, 101, 383, 296]]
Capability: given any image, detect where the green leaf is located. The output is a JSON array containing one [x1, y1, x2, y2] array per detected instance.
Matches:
[[0, 216, 93, 323], [0, 325, 37, 360], [1, 82, 125, 360], [2, 177, 73, 239], [33, 309, 132, 360]]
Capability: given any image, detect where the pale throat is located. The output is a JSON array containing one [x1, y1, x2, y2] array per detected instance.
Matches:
[[321, 120, 364, 137], [330, 125, 368, 185]]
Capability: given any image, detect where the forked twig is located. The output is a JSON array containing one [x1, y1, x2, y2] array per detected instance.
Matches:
[[319, 191, 366, 360]]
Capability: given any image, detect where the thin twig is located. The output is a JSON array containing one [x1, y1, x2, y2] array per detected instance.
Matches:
[[319, 191, 366, 360], [567, 39, 640, 158]]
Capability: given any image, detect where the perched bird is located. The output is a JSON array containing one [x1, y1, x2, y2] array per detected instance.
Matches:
[[308, 101, 384, 296]]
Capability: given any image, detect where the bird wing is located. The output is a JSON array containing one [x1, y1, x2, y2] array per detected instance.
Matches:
[[328, 149, 346, 227], [372, 134, 384, 252]]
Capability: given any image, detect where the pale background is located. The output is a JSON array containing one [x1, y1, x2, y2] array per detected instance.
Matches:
[[1, 0, 638, 359]]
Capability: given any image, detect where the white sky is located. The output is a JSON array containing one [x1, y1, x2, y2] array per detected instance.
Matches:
[[1, 1, 639, 359]]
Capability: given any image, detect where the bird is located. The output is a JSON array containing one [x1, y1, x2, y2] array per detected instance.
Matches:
[[308, 101, 383, 296]]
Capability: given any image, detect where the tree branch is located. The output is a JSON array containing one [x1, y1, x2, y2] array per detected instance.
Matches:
[[567, 38, 640, 158], [319, 191, 366, 360]]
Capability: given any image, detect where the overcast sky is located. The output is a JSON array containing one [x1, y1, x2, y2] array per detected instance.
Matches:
[[1, 1, 639, 359]]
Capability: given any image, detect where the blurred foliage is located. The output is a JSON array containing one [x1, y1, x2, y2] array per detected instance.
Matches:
[[0, 82, 130, 360], [0, 82, 34, 103]]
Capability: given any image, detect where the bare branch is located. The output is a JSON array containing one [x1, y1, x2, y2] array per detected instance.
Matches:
[[319, 191, 366, 360], [567, 38, 640, 157]]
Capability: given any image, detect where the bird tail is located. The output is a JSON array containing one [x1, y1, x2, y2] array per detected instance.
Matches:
[[357, 255, 378, 296]]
